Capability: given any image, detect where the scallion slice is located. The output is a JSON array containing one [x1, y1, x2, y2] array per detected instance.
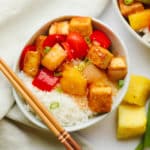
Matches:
[[118, 80, 124, 88], [49, 102, 59, 110]]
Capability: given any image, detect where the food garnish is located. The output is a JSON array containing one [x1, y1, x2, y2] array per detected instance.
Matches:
[[118, 79, 124, 88], [50, 102, 60, 110], [44, 46, 51, 54]]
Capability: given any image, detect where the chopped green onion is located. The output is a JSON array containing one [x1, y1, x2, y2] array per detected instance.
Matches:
[[74, 62, 86, 72], [49, 102, 59, 110], [85, 36, 91, 45], [84, 57, 89, 63], [144, 102, 150, 148], [54, 72, 62, 77], [56, 87, 63, 93], [135, 102, 150, 150], [124, 0, 134, 5], [135, 138, 144, 150], [44, 46, 51, 54], [118, 80, 124, 88]]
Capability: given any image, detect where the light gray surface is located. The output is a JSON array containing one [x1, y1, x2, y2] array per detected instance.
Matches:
[[79, 2, 150, 150]]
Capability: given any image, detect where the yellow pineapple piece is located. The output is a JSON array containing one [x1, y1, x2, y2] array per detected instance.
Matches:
[[117, 104, 147, 139], [123, 75, 150, 106], [128, 9, 150, 30], [69, 17, 93, 37], [23, 51, 40, 77], [60, 67, 87, 96], [88, 45, 113, 69], [41, 43, 67, 71]]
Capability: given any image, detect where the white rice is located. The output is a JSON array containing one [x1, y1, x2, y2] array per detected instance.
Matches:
[[18, 71, 93, 127]]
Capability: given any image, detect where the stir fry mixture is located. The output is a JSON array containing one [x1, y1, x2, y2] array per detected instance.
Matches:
[[118, 0, 150, 45], [19, 17, 127, 114]]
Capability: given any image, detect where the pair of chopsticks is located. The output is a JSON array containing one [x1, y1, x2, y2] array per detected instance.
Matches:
[[0, 58, 81, 150]]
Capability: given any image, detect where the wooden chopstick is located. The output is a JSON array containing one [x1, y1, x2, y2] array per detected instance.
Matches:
[[0, 58, 81, 150]]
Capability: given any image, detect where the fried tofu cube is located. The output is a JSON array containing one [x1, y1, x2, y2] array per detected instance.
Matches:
[[49, 21, 69, 35], [107, 57, 127, 80], [118, 0, 144, 17], [117, 104, 147, 139], [69, 17, 93, 37], [88, 45, 113, 69], [35, 35, 47, 57], [23, 51, 40, 77], [128, 9, 150, 30], [123, 75, 150, 106], [41, 43, 67, 71], [60, 67, 87, 96], [88, 84, 112, 113]]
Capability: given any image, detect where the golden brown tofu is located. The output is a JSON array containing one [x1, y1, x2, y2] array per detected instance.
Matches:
[[49, 21, 69, 35], [60, 67, 87, 96], [107, 57, 127, 81], [69, 17, 93, 37], [88, 84, 112, 113], [118, 0, 144, 17], [23, 51, 40, 77], [41, 43, 67, 71], [88, 45, 113, 69], [35, 35, 47, 57]]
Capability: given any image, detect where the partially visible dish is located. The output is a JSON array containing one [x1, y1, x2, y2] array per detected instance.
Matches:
[[13, 16, 129, 132], [113, 0, 150, 47]]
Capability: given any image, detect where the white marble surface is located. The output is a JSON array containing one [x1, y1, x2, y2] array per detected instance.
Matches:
[[79, 2, 150, 150]]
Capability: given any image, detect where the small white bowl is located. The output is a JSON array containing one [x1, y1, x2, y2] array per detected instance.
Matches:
[[113, 0, 150, 48], [12, 16, 130, 132]]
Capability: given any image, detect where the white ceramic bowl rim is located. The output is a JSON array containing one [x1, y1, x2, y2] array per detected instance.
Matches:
[[12, 16, 130, 132], [113, 0, 150, 48]]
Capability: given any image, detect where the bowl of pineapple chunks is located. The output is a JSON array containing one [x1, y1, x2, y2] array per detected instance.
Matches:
[[113, 0, 150, 48], [12, 16, 130, 132]]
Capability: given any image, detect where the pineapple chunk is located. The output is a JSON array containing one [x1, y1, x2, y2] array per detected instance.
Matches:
[[123, 75, 150, 106], [35, 35, 47, 57], [23, 51, 40, 77], [128, 9, 150, 30], [118, 0, 144, 17], [69, 17, 93, 37], [41, 43, 67, 71], [88, 45, 113, 69], [107, 57, 127, 80], [88, 84, 112, 113], [60, 67, 87, 96], [117, 104, 147, 139], [49, 21, 69, 35]]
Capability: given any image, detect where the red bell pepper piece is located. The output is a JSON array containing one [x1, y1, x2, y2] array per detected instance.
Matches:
[[32, 68, 60, 91], [90, 30, 111, 49], [19, 45, 36, 70], [43, 34, 66, 48], [61, 42, 74, 61], [66, 32, 88, 59]]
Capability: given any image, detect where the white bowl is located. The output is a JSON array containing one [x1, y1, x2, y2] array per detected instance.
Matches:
[[113, 0, 150, 48], [12, 16, 130, 132]]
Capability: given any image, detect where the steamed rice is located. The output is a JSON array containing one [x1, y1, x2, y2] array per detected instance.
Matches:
[[18, 71, 93, 127]]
